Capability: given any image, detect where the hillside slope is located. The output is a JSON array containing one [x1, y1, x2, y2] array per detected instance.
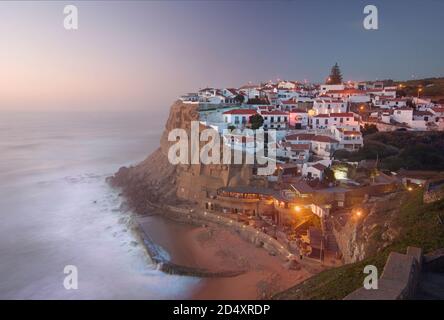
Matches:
[[273, 191, 444, 300]]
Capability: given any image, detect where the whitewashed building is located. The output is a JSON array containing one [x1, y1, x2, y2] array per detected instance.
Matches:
[[313, 98, 347, 115]]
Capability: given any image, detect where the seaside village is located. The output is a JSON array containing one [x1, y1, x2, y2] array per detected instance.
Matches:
[[178, 68, 444, 266]]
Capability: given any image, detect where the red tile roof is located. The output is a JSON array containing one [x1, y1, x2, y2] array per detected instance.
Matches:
[[223, 109, 258, 115], [290, 143, 310, 151], [260, 111, 289, 115], [329, 112, 354, 117], [286, 134, 338, 144], [326, 89, 365, 95], [312, 163, 327, 171], [314, 114, 330, 118]]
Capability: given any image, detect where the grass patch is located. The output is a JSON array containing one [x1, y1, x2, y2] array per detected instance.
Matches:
[[273, 190, 444, 300]]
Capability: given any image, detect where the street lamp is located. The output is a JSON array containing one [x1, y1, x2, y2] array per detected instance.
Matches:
[[418, 88, 423, 98]]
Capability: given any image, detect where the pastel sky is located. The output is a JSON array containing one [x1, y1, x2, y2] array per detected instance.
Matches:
[[1, 0, 443, 112]]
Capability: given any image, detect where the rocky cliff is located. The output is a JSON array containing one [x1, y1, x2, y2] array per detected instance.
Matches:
[[110, 101, 260, 213], [333, 192, 407, 264]]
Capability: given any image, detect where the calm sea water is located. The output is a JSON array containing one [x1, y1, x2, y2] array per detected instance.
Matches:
[[0, 112, 198, 299]]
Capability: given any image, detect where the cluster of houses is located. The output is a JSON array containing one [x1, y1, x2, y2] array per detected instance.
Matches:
[[180, 79, 444, 181], [178, 79, 443, 263]]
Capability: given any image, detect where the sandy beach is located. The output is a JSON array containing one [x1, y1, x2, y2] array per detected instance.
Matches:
[[139, 215, 314, 300]]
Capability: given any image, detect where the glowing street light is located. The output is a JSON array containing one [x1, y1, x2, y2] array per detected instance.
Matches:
[[355, 210, 362, 218], [417, 87, 423, 98], [294, 206, 301, 213]]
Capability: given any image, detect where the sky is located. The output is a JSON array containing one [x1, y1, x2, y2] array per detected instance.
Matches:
[[0, 0, 443, 112]]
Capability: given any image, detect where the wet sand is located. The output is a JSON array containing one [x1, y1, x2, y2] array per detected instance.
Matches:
[[139, 215, 312, 299]]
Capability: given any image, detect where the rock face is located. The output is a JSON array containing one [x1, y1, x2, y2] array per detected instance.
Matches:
[[110, 100, 260, 213], [333, 192, 407, 264]]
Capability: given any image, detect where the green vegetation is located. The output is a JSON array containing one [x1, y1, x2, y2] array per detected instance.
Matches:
[[326, 63, 343, 85], [334, 131, 444, 171], [323, 167, 336, 185], [391, 77, 444, 99], [360, 123, 378, 136], [249, 114, 264, 130], [273, 191, 444, 300]]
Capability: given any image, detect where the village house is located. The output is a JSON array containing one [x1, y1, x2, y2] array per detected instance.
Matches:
[[331, 126, 364, 151], [259, 110, 289, 130], [319, 84, 344, 94], [285, 133, 339, 159], [276, 142, 310, 162], [374, 97, 409, 109], [310, 112, 360, 130], [223, 109, 257, 128], [313, 98, 348, 115], [238, 84, 263, 99], [301, 160, 332, 181], [324, 89, 370, 103], [391, 107, 413, 126], [289, 110, 309, 129]]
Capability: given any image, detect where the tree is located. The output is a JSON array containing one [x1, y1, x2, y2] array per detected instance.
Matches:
[[323, 167, 336, 185], [327, 63, 343, 84], [249, 114, 264, 130], [361, 123, 379, 136], [234, 94, 245, 104]]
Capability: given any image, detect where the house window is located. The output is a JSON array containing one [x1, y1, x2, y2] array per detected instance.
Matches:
[[271, 117, 275, 123]]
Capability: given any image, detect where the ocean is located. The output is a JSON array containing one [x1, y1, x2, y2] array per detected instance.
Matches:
[[0, 112, 199, 299]]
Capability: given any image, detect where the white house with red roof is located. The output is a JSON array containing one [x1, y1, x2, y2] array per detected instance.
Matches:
[[285, 133, 339, 158], [259, 110, 289, 130], [313, 98, 347, 115], [289, 110, 309, 129], [223, 109, 258, 128], [331, 126, 363, 151], [324, 89, 370, 103], [430, 106, 444, 117], [279, 98, 298, 111], [319, 84, 344, 94], [392, 108, 413, 126], [311, 112, 360, 130], [238, 84, 263, 99], [374, 97, 408, 109], [276, 141, 310, 162], [277, 80, 297, 90], [301, 160, 333, 181]]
